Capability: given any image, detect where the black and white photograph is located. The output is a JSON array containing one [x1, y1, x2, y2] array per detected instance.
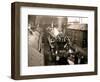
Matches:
[[28, 15, 88, 66], [11, 2, 97, 79]]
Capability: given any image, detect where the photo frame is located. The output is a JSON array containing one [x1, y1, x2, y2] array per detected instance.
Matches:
[[11, 2, 97, 80]]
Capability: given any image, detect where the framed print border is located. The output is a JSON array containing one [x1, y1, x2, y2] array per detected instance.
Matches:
[[11, 2, 98, 80]]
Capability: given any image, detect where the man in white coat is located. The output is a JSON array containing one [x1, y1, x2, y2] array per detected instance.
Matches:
[[28, 24, 44, 66]]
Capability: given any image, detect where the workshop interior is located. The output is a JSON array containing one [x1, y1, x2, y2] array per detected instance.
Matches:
[[28, 15, 88, 66]]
